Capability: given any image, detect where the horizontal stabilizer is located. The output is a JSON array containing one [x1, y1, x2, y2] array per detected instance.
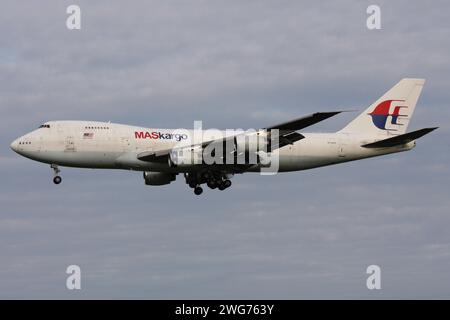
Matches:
[[361, 127, 438, 148]]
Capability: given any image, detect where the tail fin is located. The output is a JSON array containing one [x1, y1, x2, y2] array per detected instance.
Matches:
[[340, 78, 425, 136]]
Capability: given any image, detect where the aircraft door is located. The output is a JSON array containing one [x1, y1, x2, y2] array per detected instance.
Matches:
[[338, 137, 347, 158], [64, 136, 76, 152]]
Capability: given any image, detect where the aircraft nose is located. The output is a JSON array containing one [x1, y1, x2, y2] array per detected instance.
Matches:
[[10, 138, 19, 152]]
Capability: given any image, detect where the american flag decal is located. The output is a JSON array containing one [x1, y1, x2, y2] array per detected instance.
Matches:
[[83, 132, 94, 139]]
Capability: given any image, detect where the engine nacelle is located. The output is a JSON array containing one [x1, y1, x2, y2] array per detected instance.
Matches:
[[143, 171, 176, 186]]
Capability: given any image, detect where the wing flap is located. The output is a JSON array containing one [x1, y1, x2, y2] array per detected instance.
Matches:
[[137, 149, 171, 162]]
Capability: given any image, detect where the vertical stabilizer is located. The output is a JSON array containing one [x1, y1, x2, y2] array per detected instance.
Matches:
[[340, 78, 425, 136]]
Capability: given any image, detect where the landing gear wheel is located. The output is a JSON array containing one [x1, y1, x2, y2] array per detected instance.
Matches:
[[207, 180, 217, 189], [189, 181, 197, 188], [218, 183, 226, 191], [194, 186, 203, 195], [224, 179, 232, 188], [51, 164, 62, 185], [203, 172, 211, 180]]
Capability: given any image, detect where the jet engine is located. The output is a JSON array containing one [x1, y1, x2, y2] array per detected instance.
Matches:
[[143, 171, 176, 186]]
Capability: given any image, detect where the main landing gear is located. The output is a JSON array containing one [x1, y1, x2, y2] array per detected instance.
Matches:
[[51, 164, 62, 185], [194, 186, 203, 195], [184, 171, 233, 196]]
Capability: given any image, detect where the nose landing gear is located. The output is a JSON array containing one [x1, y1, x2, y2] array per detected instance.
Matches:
[[51, 164, 62, 185]]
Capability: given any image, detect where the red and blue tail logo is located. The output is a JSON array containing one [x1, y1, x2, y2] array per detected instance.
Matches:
[[368, 100, 408, 130]]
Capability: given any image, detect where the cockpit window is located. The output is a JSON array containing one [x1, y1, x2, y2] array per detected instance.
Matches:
[[39, 124, 50, 128]]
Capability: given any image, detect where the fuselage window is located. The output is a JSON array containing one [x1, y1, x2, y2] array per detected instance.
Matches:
[[84, 126, 109, 130]]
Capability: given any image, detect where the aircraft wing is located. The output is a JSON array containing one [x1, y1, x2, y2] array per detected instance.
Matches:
[[265, 111, 343, 149], [137, 111, 343, 162], [138, 148, 176, 162], [265, 111, 343, 132]]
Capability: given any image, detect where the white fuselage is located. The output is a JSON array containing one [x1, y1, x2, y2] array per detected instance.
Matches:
[[10, 120, 414, 174]]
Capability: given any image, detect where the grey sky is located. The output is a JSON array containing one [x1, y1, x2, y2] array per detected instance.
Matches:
[[0, 0, 449, 298]]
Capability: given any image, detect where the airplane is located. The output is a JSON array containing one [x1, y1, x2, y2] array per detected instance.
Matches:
[[10, 78, 437, 195]]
